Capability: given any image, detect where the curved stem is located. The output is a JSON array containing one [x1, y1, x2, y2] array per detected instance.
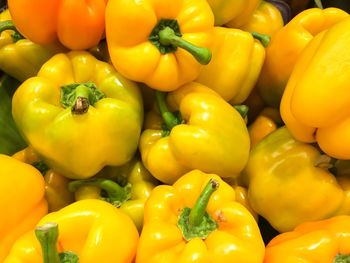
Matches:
[[155, 91, 181, 131], [189, 179, 219, 227], [69, 178, 131, 206], [35, 223, 61, 263], [158, 27, 211, 65], [251, 32, 271, 48], [314, 0, 323, 9], [0, 20, 24, 42]]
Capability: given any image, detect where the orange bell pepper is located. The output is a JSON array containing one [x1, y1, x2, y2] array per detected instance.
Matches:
[[8, 0, 108, 50]]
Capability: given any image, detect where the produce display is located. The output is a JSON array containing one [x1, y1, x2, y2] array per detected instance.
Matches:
[[1, 0, 350, 262]]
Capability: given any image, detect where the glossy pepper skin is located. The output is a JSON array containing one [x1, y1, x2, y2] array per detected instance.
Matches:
[[243, 127, 350, 233], [264, 216, 350, 263], [12, 51, 143, 179], [0, 9, 64, 82], [196, 27, 265, 104], [0, 154, 47, 262], [239, 1, 284, 37], [139, 82, 250, 184], [69, 157, 159, 232], [8, 0, 108, 50], [105, 0, 214, 91], [248, 107, 281, 148], [136, 170, 265, 263], [13, 147, 75, 212], [281, 16, 350, 160], [4, 199, 139, 263], [207, 0, 260, 26], [257, 7, 349, 108]]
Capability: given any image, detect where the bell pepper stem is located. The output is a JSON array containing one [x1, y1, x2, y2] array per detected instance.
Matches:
[[0, 20, 24, 42], [251, 32, 271, 48], [233, 105, 249, 119], [68, 178, 131, 207], [314, 0, 323, 9], [158, 26, 211, 65], [189, 179, 219, 227], [61, 82, 105, 115], [71, 84, 93, 114], [155, 91, 181, 131], [334, 253, 350, 262], [35, 222, 61, 263]]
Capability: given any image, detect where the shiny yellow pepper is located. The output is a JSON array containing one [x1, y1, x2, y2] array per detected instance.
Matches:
[[0, 154, 47, 262], [0, 9, 64, 82], [257, 7, 349, 108], [4, 199, 139, 263], [281, 16, 350, 160], [195, 26, 266, 104], [264, 216, 350, 263], [136, 170, 265, 263], [12, 51, 144, 179], [68, 157, 159, 232], [239, 0, 284, 37], [105, 0, 214, 91], [243, 127, 350, 233], [248, 107, 281, 148], [139, 82, 250, 184], [12, 147, 75, 212], [206, 0, 260, 26]]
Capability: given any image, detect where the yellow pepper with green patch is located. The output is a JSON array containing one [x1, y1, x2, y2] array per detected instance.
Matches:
[[0, 9, 64, 82], [12, 51, 144, 179]]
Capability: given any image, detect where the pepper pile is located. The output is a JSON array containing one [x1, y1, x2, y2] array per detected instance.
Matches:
[[1, 0, 350, 262]]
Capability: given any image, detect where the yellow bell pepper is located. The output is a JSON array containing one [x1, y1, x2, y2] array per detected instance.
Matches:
[[69, 157, 159, 232], [105, 0, 214, 91], [195, 26, 266, 104], [264, 216, 350, 263], [136, 170, 265, 263], [0, 9, 64, 82], [0, 154, 47, 262], [239, 1, 284, 37], [12, 51, 144, 179], [248, 107, 281, 148], [139, 82, 250, 184], [281, 16, 350, 159], [206, 0, 260, 26], [4, 199, 139, 263], [243, 127, 350, 233], [257, 7, 349, 108], [13, 147, 75, 212]]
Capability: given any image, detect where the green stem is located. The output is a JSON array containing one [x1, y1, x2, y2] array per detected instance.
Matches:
[[68, 178, 131, 207], [35, 223, 61, 263], [189, 179, 219, 227], [155, 91, 182, 131], [60, 82, 105, 115], [233, 105, 249, 119], [251, 32, 271, 48], [334, 253, 350, 263], [314, 0, 323, 9], [158, 26, 211, 65], [71, 84, 92, 114], [177, 178, 219, 241], [0, 20, 24, 42]]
